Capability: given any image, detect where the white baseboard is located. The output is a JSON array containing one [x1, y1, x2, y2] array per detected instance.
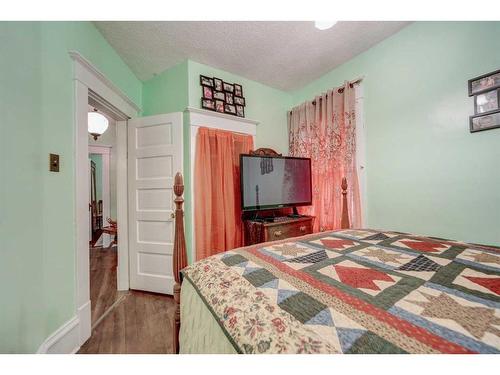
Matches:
[[78, 300, 91, 347], [36, 300, 91, 354], [37, 316, 80, 354]]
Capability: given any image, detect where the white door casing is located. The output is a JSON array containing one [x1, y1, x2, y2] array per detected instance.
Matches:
[[70, 50, 139, 353], [128, 113, 183, 294]]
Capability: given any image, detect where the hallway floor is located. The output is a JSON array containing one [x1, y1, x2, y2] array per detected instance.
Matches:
[[78, 290, 175, 354], [79, 244, 175, 354], [89, 245, 126, 326]]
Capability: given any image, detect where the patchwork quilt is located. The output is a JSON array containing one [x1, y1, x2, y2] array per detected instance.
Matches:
[[182, 229, 500, 354]]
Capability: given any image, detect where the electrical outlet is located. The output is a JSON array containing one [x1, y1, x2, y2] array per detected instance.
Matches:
[[49, 153, 60, 172]]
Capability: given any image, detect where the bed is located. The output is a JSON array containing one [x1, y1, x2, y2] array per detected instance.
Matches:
[[171, 173, 500, 354]]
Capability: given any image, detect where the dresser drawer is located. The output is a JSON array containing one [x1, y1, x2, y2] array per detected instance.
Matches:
[[265, 220, 313, 242]]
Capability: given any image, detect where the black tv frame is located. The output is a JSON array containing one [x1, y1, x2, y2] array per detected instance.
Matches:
[[239, 154, 312, 212]]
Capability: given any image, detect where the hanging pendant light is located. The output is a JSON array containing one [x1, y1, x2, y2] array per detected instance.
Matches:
[[88, 109, 109, 140]]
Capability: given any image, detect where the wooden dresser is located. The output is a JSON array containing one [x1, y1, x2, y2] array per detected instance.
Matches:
[[243, 216, 315, 246]]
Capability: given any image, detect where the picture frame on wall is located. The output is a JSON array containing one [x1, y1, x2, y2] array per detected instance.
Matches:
[[199, 75, 245, 117], [470, 110, 500, 133], [202, 86, 213, 99], [234, 84, 243, 97], [215, 100, 225, 113], [201, 98, 215, 111], [475, 89, 499, 114], [234, 96, 245, 106], [214, 77, 223, 91], [200, 75, 214, 87], [223, 82, 234, 93], [213, 91, 225, 101], [236, 105, 245, 117], [468, 69, 500, 96], [224, 103, 236, 115]]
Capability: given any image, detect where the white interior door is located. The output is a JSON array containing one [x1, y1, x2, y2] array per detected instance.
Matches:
[[128, 112, 183, 294]]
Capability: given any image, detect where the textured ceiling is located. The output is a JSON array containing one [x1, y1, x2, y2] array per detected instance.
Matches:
[[94, 21, 410, 91]]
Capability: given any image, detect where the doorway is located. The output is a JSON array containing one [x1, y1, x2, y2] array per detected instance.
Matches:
[[88, 112, 126, 327]]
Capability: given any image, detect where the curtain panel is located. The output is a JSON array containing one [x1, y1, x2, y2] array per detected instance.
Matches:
[[288, 82, 361, 232], [194, 127, 254, 260]]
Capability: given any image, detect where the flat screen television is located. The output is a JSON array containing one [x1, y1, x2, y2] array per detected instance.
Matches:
[[240, 154, 312, 211]]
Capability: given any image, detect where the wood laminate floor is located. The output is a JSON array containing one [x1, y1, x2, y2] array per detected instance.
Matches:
[[89, 245, 127, 326], [78, 290, 175, 354], [79, 244, 175, 354]]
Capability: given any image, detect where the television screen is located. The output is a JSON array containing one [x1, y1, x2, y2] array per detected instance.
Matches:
[[240, 155, 312, 211]]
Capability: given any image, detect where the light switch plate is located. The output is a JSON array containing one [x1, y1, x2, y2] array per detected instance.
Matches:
[[49, 153, 60, 172]]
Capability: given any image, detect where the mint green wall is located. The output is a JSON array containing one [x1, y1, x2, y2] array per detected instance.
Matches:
[[142, 61, 189, 115], [142, 59, 293, 262], [3, 20, 499, 353], [0, 21, 142, 353], [291, 21, 500, 246], [39, 21, 141, 352], [0, 22, 45, 353]]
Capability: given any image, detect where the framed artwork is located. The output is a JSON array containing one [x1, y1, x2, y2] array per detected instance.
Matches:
[[200, 75, 214, 87], [468, 69, 500, 96], [470, 110, 500, 133], [234, 96, 245, 106], [236, 105, 245, 117], [213, 91, 225, 100], [224, 104, 236, 115], [214, 77, 223, 91], [199, 75, 245, 117], [201, 99, 215, 111], [234, 84, 243, 97], [475, 89, 499, 114], [223, 82, 234, 93], [202, 86, 213, 99], [215, 100, 225, 113]]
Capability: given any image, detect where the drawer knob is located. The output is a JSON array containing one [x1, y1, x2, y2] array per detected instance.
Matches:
[[274, 230, 282, 237], [300, 226, 307, 232]]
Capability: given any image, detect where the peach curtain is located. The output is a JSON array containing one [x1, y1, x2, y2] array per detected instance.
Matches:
[[194, 127, 254, 260], [288, 82, 361, 232]]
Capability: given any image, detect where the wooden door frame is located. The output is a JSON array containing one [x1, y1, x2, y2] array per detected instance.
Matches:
[[71, 51, 140, 348]]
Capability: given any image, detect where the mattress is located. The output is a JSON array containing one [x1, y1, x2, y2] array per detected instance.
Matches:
[[180, 229, 500, 354]]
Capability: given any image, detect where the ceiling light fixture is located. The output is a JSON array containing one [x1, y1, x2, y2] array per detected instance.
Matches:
[[88, 109, 109, 140], [314, 21, 337, 30]]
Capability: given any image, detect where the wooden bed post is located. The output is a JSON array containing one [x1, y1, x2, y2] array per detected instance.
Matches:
[[340, 177, 350, 229], [172, 172, 187, 354]]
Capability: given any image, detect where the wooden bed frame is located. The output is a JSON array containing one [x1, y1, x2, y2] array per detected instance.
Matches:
[[170, 171, 350, 353]]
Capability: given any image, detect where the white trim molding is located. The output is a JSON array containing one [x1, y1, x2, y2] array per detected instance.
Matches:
[[69, 51, 141, 117], [37, 316, 81, 354], [71, 51, 138, 352], [185, 107, 259, 134], [116, 120, 129, 291], [354, 83, 367, 227]]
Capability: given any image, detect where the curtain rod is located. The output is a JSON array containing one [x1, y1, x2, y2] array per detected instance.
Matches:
[[311, 77, 363, 105], [288, 77, 364, 114]]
